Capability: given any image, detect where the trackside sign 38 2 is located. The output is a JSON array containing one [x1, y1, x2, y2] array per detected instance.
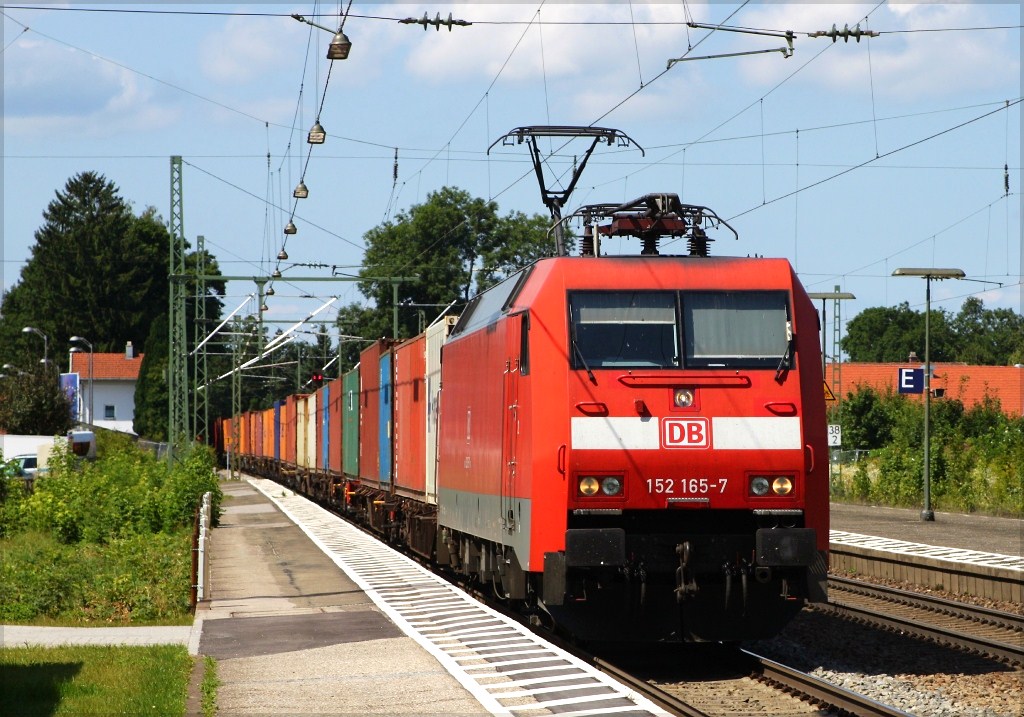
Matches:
[[661, 418, 710, 448]]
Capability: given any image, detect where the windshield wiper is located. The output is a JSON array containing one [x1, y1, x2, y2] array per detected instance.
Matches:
[[571, 335, 598, 385], [775, 320, 793, 383]]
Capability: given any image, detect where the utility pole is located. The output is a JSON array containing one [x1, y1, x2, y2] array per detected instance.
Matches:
[[168, 156, 189, 460], [194, 235, 209, 444]]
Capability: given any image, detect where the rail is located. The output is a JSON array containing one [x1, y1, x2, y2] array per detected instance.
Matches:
[[824, 576, 1024, 665], [744, 650, 913, 717]]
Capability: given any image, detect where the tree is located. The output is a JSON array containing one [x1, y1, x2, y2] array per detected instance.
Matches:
[[843, 299, 1024, 365], [476, 210, 560, 291], [131, 246, 226, 440], [951, 298, 1024, 365], [0, 365, 73, 435], [132, 315, 170, 440], [0, 173, 171, 369], [353, 186, 551, 342]]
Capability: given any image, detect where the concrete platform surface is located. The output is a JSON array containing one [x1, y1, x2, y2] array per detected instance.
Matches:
[[196, 478, 491, 716], [831, 502, 1022, 558]]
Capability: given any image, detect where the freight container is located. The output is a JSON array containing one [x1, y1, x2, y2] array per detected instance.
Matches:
[[358, 341, 395, 486], [327, 376, 344, 475], [261, 406, 274, 462], [394, 334, 426, 498], [282, 395, 299, 466], [273, 400, 282, 462], [425, 316, 457, 505], [342, 367, 360, 478], [296, 393, 318, 470]]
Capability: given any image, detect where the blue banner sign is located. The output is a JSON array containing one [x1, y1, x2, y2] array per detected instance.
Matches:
[[898, 367, 924, 394]]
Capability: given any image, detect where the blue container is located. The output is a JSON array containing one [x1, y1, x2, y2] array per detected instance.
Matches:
[[378, 352, 393, 484]]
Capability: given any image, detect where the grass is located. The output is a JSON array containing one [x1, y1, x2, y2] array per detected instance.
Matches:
[[201, 656, 219, 717], [0, 644, 192, 717]]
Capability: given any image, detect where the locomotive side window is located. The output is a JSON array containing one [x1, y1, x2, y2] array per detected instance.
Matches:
[[570, 292, 679, 368], [682, 291, 790, 369]]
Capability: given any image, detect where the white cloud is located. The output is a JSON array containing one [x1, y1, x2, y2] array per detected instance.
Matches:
[[2, 36, 178, 137], [197, 14, 307, 85]]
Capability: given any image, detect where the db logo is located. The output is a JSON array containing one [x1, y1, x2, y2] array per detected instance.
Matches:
[[662, 418, 710, 448]]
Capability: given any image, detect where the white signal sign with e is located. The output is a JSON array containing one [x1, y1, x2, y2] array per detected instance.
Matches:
[[662, 418, 710, 448], [828, 424, 842, 447]]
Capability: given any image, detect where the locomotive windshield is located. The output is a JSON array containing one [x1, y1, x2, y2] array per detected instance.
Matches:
[[682, 291, 790, 368], [570, 292, 679, 368], [569, 290, 790, 370]]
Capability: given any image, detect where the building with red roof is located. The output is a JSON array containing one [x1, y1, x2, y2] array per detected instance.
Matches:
[[68, 342, 144, 433], [828, 362, 1023, 417]]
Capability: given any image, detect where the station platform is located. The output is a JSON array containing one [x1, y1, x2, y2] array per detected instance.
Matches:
[[830, 502, 1021, 559], [197, 478, 492, 716], [829, 502, 1022, 603]]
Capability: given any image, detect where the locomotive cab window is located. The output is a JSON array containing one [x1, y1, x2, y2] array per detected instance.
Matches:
[[570, 292, 679, 368], [682, 291, 791, 369]]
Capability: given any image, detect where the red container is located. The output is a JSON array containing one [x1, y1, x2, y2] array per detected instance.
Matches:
[[393, 334, 426, 498], [261, 407, 274, 460], [252, 410, 263, 460], [358, 340, 394, 486], [238, 411, 251, 458], [281, 395, 299, 465]]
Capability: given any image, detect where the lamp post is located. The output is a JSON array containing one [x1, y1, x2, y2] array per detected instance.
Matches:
[[70, 336, 94, 425], [22, 326, 49, 365], [2, 363, 27, 376], [892, 267, 965, 521]]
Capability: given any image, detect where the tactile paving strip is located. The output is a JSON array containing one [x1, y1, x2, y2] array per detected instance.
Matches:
[[831, 530, 1023, 572], [249, 478, 670, 717]]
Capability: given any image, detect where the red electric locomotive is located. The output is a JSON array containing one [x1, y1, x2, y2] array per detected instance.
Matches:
[[220, 192, 829, 644], [433, 194, 828, 642]]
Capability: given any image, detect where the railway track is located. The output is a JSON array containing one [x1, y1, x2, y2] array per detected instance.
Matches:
[[591, 645, 913, 716], [266, 476, 1017, 716], [823, 575, 1024, 665]]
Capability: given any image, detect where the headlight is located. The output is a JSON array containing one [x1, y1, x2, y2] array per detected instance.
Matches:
[[772, 477, 793, 495], [578, 476, 623, 497], [601, 476, 622, 496], [750, 477, 770, 496], [673, 388, 694, 408]]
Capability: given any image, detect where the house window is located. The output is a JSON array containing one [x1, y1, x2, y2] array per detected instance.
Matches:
[[104, 405, 116, 420]]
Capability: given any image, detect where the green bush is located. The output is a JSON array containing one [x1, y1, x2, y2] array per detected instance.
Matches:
[[0, 437, 222, 623], [0, 530, 193, 623], [833, 386, 1023, 516]]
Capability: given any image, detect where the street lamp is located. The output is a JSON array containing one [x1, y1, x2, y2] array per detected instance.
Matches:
[[2, 363, 27, 376], [892, 267, 965, 521], [70, 336, 94, 426], [22, 326, 49, 364], [291, 13, 352, 60]]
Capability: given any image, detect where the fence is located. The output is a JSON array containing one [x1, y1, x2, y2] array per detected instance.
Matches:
[[190, 490, 213, 609]]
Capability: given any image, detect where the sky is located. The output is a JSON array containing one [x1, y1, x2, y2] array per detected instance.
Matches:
[[2, 2, 1021, 352]]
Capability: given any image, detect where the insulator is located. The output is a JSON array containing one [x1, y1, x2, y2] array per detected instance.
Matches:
[[581, 222, 595, 256], [640, 234, 660, 256], [688, 227, 712, 257]]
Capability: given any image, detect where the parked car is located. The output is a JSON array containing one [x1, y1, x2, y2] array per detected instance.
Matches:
[[10, 454, 38, 479]]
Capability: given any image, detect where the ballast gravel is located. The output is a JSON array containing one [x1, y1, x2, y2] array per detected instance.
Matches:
[[748, 608, 1023, 717]]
